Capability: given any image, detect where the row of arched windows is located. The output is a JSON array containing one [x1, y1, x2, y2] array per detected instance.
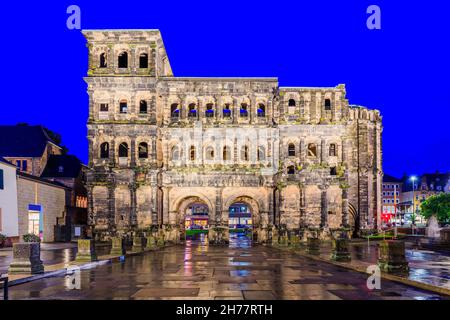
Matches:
[[287, 98, 332, 111], [111, 100, 148, 114], [99, 142, 149, 159], [98, 52, 149, 69], [287, 143, 337, 157], [170, 103, 266, 119], [171, 145, 267, 162]]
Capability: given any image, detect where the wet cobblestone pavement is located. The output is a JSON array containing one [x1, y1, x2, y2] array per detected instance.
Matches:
[[4, 235, 449, 300]]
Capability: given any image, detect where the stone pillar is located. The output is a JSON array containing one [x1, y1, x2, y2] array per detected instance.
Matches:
[[162, 187, 170, 225], [320, 186, 329, 229], [8, 243, 44, 274], [129, 184, 137, 228], [87, 185, 95, 227], [232, 99, 238, 124], [321, 138, 326, 164], [130, 138, 136, 167], [107, 183, 116, 234], [299, 186, 307, 228], [341, 187, 349, 228], [76, 239, 97, 262]]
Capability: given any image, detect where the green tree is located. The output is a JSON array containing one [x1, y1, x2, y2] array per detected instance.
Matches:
[[420, 193, 450, 224]]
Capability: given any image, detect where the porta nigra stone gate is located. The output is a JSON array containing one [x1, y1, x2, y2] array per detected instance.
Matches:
[[83, 30, 383, 243]]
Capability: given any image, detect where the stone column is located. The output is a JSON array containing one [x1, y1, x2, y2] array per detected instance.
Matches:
[[108, 183, 116, 233], [300, 139, 306, 163], [299, 186, 307, 228], [129, 184, 137, 228], [197, 100, 202, 122], [162, 187, 170, 225], [232, 99, 238, 124], [341, 187, 349, 228], [321, 138, 326, 164], [320, 185, 329, 229], [87, 185, 95, 227], [88, 138, 94, 168], [130, 138, 136, 167]]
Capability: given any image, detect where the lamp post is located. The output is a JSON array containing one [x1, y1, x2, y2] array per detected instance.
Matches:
[[410, 176, 417, 235]]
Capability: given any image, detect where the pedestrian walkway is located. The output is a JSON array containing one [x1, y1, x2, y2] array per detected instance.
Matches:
[[305, 241, 450, 291], [4, 235, 448, 300]]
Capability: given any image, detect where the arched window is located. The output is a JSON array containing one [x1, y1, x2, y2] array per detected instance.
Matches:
[[171, 146, 180, 161], [307, 143, 317, 157], [119, 100, 128, 114], [288, 99, 296, 107], [118, 51, 128, 68], [240, 103, 248, 118], [241, 146, 249, 161], [138, 142, 148, 159], [258, 146, 266, 161], [329, 144, 337, 157], [223, 146, 231, 160], [325, 99, 332, 111], [100, 142, 109, 159], [223, 104, 231, 118], [119, 142, 128, 158], [288, 143, 296, 157], [99, 53, 107, 68], [205, 146, 215, 160], [190, 146, 196, 161], [205, 103, 214, 118], [139, 100, 147, 114], [257, 104, 266, 117], [171, 103, 180, 118], [188, 103, 197, 118], [287, 165, 296, 175], [139, 53, 148, 69]]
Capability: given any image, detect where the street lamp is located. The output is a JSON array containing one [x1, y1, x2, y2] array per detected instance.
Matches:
[[410, 176, 417, 234]]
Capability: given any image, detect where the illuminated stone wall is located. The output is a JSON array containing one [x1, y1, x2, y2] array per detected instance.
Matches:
[[83, 30, 383, 240]]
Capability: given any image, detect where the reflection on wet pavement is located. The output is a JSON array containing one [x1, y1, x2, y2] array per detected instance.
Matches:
[[4, 235, 448, 300], [316, 241, 450, 290]]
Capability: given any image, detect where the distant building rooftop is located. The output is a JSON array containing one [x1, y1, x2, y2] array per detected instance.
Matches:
[[41, 155, 84, 179], [0, 125, 59, 158]]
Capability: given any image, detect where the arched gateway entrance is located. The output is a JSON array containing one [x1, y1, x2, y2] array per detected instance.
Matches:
[[176, 197, 210, 243], [174, 195, 264, 246], [185, 202, 209, 240], [226, 196, 262, 247], [228, 202, 253, 246]]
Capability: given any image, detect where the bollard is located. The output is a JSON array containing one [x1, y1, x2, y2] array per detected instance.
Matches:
[[307, 237, 320, 255], [8, 242, 44, 274], [331, 238, 351, 262], [75, 239, 97, 262], [377, 240, 409, 273], [110, 237, 125, 256], [131, 236, 145, 253]]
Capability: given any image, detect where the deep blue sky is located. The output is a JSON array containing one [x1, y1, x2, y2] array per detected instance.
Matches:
[[1, 1, 449, 177]]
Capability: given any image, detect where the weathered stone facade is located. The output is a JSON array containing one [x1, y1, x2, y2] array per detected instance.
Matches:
[[83, 30, 383, 242]]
